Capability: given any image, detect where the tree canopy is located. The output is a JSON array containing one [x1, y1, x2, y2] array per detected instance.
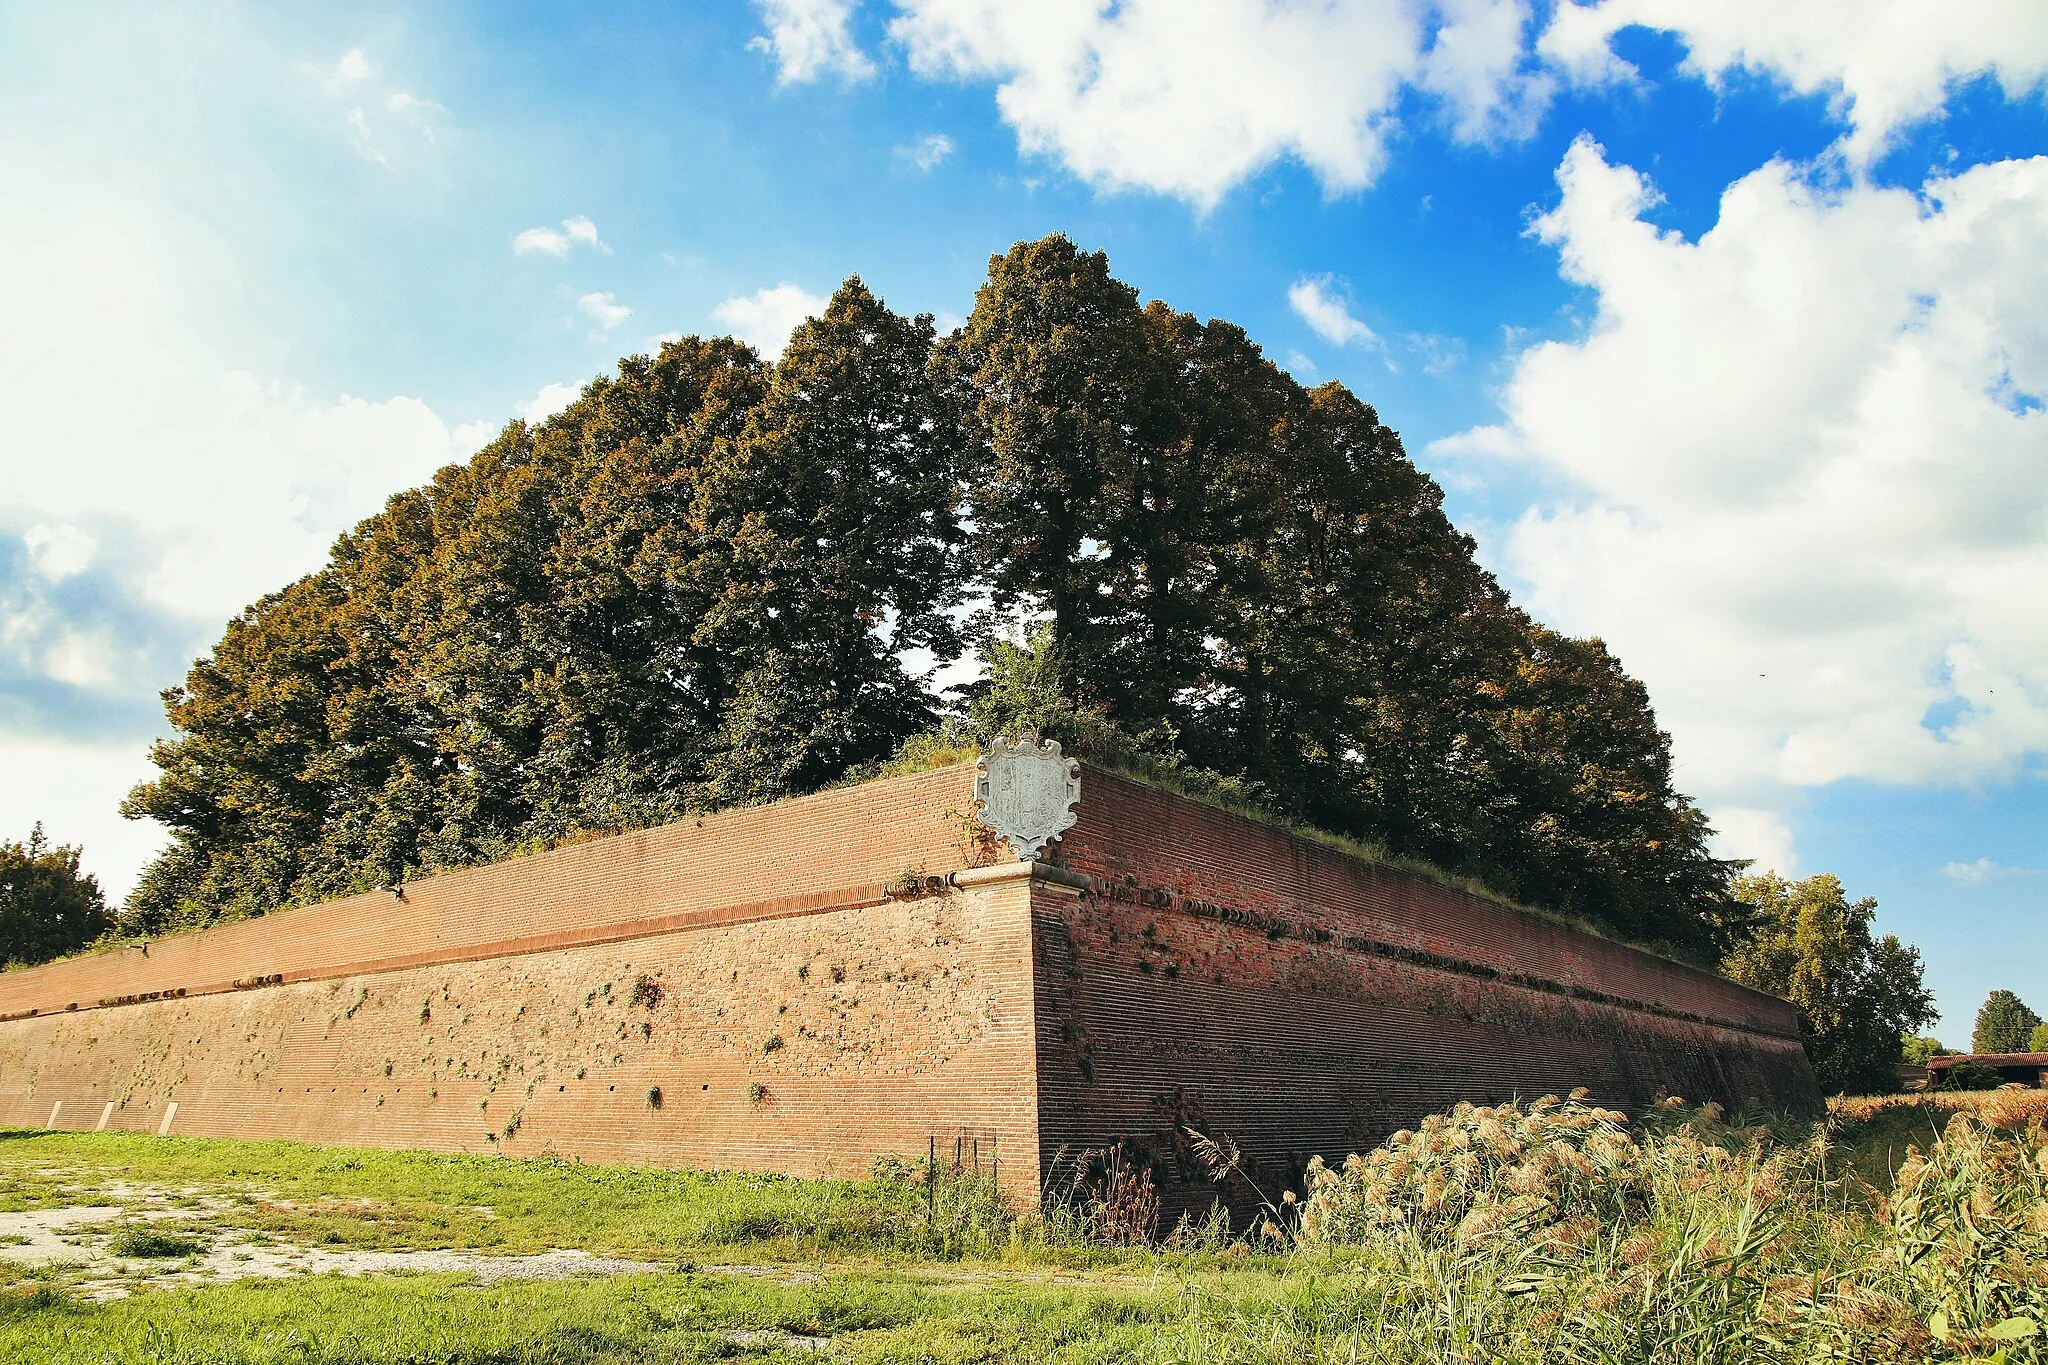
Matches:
[[1973, 990, 2043, 1054], [1721, 872, 1935, 1094], [0, 824, 109, 970], [124, 236, 1743, 961]]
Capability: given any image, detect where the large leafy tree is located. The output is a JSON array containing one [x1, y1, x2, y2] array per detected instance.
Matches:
[[126, 282, 959, 929], [122, 234, 1738, 962], [0, 825, 109, 968], [944, 237, 1736, 958], [690, 279, 964, 804], [1722, 873, 1936, 1094], [1972, 990, 2043, 1054]]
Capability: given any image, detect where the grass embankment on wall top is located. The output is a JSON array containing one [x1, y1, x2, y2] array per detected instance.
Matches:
[[873, 732, 1636, 957]]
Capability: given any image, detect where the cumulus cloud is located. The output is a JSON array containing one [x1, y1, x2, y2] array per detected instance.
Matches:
[[1437, 139, 2048, 823], [331, 48, 371, 85], [1539, 0, 2048, 165], [512, 215, 606, 257], [516, 381, 583, 425], [712, 282, 828, 360], [1711, 807, 1801, 877], [1941, 857, 2033, 884], [577, 291, 632, 329], [1, 518, 210, 739], [899, 131, 955, 170], [22, 525, 95, 582], [750, 0, 877, 84], [888, 0, 1549, 206], [0, 200, 482, 739], [1289, 274, 1378, 347], [0, 187, 493, 895]]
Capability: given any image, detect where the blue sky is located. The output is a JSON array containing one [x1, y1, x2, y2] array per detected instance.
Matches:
[[1, 1, 2043, 1038]]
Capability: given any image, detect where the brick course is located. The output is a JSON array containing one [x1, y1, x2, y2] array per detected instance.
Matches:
[[0, 762, 1815, 1211]]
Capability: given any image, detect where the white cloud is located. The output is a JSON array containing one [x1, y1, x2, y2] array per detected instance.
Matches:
[[383, 91, 449, 141], [712, 282, 828, 360], [22, 525, 95, 582], [577, 291, 632, 329], [516, 381, 583, 425], [0, 202, 479, 656], [750, 0, 877, 85], [344, 107, 385, 164], [899, 131, 956, 170], [1404, 331, 1467, 375], [309, 48, 446, 165], [512, 215, 607, 258], [1538, 1, 2048, 166], [1941, 857, 2032, 884], [888, 0, 1549, 207], [330, 47, 371, 86], [0, 736, 165, 906], [1288, 274, 1377, 347], [1438, 140, 2048, 840], [1418, 0, 1555, 143], [1711, 806, 1800, 877], [0, 183, 491, 903]]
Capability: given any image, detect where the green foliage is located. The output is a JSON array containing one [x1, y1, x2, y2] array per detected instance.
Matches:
[[122, 285, 963, 931], [2033, 1022, 2048, 1053], [1724, 872, 1937, 1095], [0, 824, 108, 969], [937, 236, 1737, 959], [1936, 1061, 2005, 1092], [1903, 1035, 1958, 1067], [123, 233, 1735, 959], [6, 1098, 2047, 1364], [1975, 990, 2044, 1054], [104, 1225, 204, 1259]]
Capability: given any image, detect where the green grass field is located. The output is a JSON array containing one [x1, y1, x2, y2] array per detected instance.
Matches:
[[0, 1090, 2042, 1363]]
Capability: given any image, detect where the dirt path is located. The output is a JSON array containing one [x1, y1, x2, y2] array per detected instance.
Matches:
[[0, 1182, 1173, 1304]]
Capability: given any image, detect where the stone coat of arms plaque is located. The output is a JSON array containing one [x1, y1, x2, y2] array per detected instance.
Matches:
[[975, 732, 1082, 861]]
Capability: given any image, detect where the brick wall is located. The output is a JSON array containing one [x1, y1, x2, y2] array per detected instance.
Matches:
[[1035, 770, 1818, 1215], [0, 764, 1044, 1201], [0, 760, 1816, 1216], [0, 764, 990, 1020]]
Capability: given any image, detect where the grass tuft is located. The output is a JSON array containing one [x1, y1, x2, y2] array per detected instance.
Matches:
[[105, 1225, 205, 1258]]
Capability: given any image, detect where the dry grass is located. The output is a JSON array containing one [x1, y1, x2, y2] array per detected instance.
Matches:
[[1291, 1091, 2048, 1362]]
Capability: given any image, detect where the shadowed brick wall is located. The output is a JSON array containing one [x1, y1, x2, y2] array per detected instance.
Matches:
[[1037, 771, 1816, 1214], [0, 762, 1816, 1212]]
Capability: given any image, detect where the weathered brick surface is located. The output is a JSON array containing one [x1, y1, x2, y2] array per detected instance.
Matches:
[[0, 766, 989, 1020], [1038, 770, 1816, 1213], [0, 879, 1041, 1196], [0, 761, 1815, 1212]]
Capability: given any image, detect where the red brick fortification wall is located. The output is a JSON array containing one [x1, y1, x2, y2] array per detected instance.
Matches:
[[0, 766, 1044, 1201], [0, 764, 985, 1020], [0, 759, 1817, 1217], [1034, 770, 1818, 1213]]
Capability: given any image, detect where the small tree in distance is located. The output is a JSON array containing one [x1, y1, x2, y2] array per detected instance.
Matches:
[[0, 824, 109, 969], [1972, 989, 2043, 1053], [1722, 872, 1935, 1095], [1900, 1035, 1955, 1068]]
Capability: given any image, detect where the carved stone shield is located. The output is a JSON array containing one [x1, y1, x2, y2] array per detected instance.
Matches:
[[975, 732, 1082, 862]]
